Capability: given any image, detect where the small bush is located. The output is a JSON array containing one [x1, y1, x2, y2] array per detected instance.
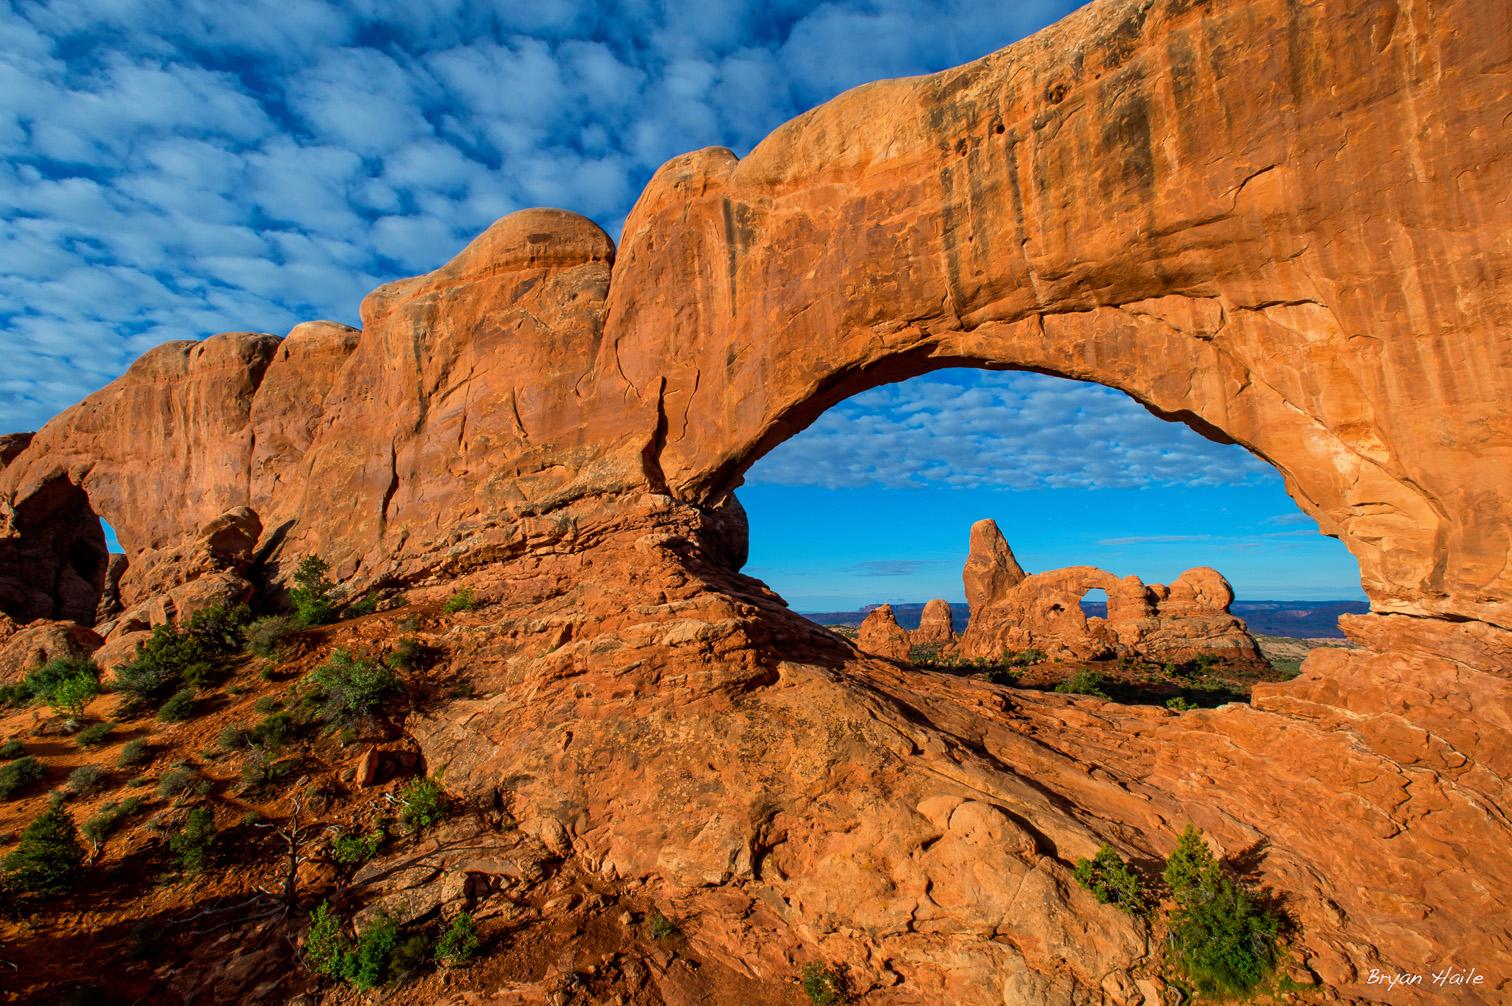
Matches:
[[1163, 824, 1281, 996], [800, 962, 849, 1005], [117, 738, 150, 768], [398, 776, 448, 833], [1165, 696, 1198, 712], [1054, 668, 1109, 698], [158, 688, 197, 723], [1073, 843, 1145, 913], [115, 605, 249, 705], [0, 739, 24, 759], [245, 615, 297, 658], [218, 723, 251, 751], [330, 825, 386, 866], [1004, 648, 1047, 666], [81, 796, 144, 852], [302, 902, 401, 991], [239, 748, 298, 792], [3, 800, 85, 896], [49, 673, 101, 723], [74, 722, 116, 748], [443, 587, 475, 614], [980, 666, 1020, 686], [345, 592, 379, 618], [646, 909, 679, 941], [253, 694, 282, 714], [289, 555, 338, 627], [0, 755, 46, 800], [346, 915, 399, 990], [167, 807, 216, 874], [385, 637, 422, 672], [309, 650, 398, 726], [435, 910, 480, 966], [156, 765, 200, 798], [65, 765, 109, 798], [304, 900, 348, 979], [18, 657, 98, 706], [251, 710, 294, 751]]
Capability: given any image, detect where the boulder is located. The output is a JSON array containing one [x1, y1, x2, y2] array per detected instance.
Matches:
[[856, 604, 911, 661], [0, 620, 103, 684]]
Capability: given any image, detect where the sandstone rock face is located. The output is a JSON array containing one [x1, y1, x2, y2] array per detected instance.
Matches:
[[959, 535, 1265, 666], [962, 519, 1026, 614], [0, 0, 1509, 1001], [0, 620, 103, 684], [856, 604, 911, 661], [911, 598, 956, 646]]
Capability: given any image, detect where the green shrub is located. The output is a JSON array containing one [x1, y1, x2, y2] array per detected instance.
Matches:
[[981, 666, 1020, 686], [0, 739, 24, 759], [346, 915, 399, 989], [81, 796, 144, 852], [245, 615, 297, 658], [1165, 696, 1198, 712], [0, 755, 45, 800], [345, 592, 379, 618], [167, 807, 216, 874], [218, 723, 251, 751], [435, 910, 480, 966], [309, 650, 398, 725], [289, 555, 338, 627], [647, 909, 679, 941], [49, 673, 101, 723], [385, 637, 421, 672], [1054, 668, 1109, 698], [66, 764, 109, 798], [800, 962, 849, 1005], [156, 765, 201, 798], [1163, 824, 1281, 996], [74, 722, 115, 748], [114, 606, 249, 706], [330, 825, 386, 866], [253, 694, 282, 714], [398, 776, 448, 833], [1004, 648, 1047, 666], [3, 800, 85, 896], [1073, 843, 1145, 913], [304, 900, 348, 979], [117, 738, 150, 768], [239, 748, 298, 792], [17, 657, 98, 706], [302, 902, 401, 991], [251, 711, 295, 751], [443, 587, 475, 614], [157, 688, 197, 723]]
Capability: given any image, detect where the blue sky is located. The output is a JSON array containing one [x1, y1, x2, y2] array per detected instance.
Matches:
[[1, 0, 1364, 603]]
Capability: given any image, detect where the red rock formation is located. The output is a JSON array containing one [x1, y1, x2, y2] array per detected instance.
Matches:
[[911, 598, 956, 647], [0, 620, 103, 684], [0, 0, 1508, 1000], [962, 519, 1025, 615], [856, 604, 911, 661], [959, 535, 1266, 666]]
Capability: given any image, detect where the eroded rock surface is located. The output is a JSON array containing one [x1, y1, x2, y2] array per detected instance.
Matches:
[[0, 0, 1508, 1001], [958, 532, 1265, 666], [857, 603, 912, 661]]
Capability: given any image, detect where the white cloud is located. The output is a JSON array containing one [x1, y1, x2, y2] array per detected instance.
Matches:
[[1, 0, 1086, 435], [745, 371, 1276, 492]]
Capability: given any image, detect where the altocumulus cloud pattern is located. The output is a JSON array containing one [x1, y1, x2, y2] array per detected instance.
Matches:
[[746, 372, 1275, 491], [1, 0, 1086, 434]]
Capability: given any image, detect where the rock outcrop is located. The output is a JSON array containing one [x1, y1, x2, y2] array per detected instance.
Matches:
[[0, 620, 103, 684], [911, 598, 956, 647], [0, 0, 1509, 1001], [856, 604, 911, 661], [957, 529, 1266, 666]]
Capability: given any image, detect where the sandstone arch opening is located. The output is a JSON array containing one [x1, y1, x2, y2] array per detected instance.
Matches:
[[0, 472, 113, 626], [737, 367, 1365, 692]]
